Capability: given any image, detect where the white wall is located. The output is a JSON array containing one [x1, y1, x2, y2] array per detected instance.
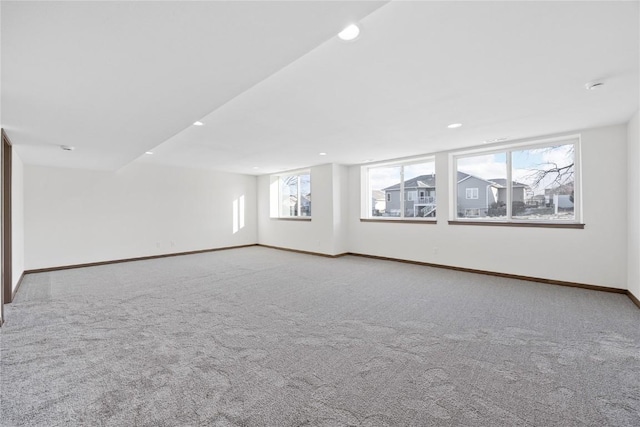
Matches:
[[257, 163, 348, 256], [12, 150, 24, 291], [24, 163, 257, 270], [347, 124, 629, 289], [19, 121, 637, 292], [628, 111, 640, 299], [332, 165, 349, 255]]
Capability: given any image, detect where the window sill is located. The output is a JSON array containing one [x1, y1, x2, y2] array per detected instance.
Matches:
[[448, 220, 584, 229], [361, 218, 437, 224], [271, 217, 312, 221]]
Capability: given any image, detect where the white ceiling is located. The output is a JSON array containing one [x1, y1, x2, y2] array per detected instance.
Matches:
[[2, 1, 638, 175]]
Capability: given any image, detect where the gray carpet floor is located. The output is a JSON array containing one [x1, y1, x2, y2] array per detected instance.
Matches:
[[1, 246, 639, 426]]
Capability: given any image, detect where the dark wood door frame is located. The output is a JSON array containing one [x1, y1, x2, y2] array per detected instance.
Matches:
[[0, 130, 3, 325], [2, 129, 13, 312]]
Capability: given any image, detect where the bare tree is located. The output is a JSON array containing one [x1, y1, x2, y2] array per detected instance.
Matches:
[[522, 146, 574, 190]]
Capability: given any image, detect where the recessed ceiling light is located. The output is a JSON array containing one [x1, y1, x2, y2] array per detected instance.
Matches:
[[338, 24, 360, 41], [193, 121, 204, 126], [363, 159, 374, 163], [60, 145, 75, 151], [447, 123, 462, 129], [145, 151, 154, 155], [585, 82, 604, 90], [319, 152, 327, 156], [252, 167, 260, 170]]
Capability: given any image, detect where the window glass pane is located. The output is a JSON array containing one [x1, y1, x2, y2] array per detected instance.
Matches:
[[456, 153, 507, 219], [369, 166, 401, 217], [279, 175, 298, 217], [511, 144, 575, 221], [403, 162, 436, 218], [276, 172, 311, 217], [300, 173, 311, 216]]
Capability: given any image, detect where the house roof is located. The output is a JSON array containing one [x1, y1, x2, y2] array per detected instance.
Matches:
[[383, 174, 436, 191], [456, 171, 495, 186], [372, 190, 385, 201], [384, 172, 513, 191], [489, 179, 529, 188], [457, 172, 530, 188]]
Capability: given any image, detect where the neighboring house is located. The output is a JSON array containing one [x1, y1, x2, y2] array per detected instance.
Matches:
[[545, 182, 574, 203], [530, 194, 547, 207], [301, 193, 311, 216], [555, 195, 574, 210], [456, 172, 498, 217], [383, 174, 436, 217], [382, 172, 532, 218], [371, 190, 386, 216], [282, 193, 311, 216], [489, 179, 531, 204], [457, 173, 532, 217], [545, 183, 574, 212], [545, 182, 574, 196]]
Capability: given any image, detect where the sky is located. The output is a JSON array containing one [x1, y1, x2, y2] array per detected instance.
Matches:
[[281, 173, 311, 197], [457, 144, 574, 195], [369, 161, 435, 193]]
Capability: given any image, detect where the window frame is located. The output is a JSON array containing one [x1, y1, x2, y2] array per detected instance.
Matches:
[[270, 169, 312, 220], [362, 156, 437, 222], [450, 135, 582, 225]]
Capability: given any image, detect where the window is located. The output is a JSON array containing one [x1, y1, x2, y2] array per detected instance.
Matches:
[[365, 158, 436, 219], [273, 171, 311, 218], [453, 137, 579, 223], [465, 188, 478, 199]]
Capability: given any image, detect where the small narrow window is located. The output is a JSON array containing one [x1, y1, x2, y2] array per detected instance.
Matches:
[[273, 171, 311, 218]]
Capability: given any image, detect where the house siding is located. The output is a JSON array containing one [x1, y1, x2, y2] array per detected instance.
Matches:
[[457, 177, 494, 215], [385, 188, 435, 216], [497, 187, 526, 204], [386, 190, 402, 215]]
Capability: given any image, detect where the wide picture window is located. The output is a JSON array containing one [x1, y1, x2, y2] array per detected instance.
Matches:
[[366, 159, 436, 220], [454, 138, 579, 223]]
